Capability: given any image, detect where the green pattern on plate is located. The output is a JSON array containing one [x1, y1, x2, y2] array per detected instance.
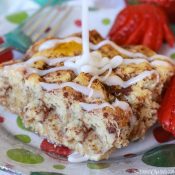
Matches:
[[102, 18, 110, 25], [7, 148, 44, 164], [15, 134, 31, 143], [142, 144, 175, 167], [170, 53, 175, 59], [6, 12, 28, 24], [87, 162, 110, 169], [31, 172, 65, 175], [17, 116, 29, 131], [53, 164, 65, 170], [89, 7, 98, 11]]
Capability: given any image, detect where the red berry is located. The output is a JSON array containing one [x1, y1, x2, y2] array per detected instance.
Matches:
[[40, 139, 72, 157]]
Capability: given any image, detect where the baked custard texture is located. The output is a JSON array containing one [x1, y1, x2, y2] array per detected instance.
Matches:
[[0, 30, 174, 161]]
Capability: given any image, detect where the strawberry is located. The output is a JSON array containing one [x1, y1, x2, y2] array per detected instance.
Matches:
[[126, 0, 175, 23], [0, 37, 13, 63], [108, 4, 175, 51], [158, 76, 175, 136], [40, 139, 72, 157]]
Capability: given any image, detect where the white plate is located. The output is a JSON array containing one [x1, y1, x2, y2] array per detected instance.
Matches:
[[0, 4, 175, 175]]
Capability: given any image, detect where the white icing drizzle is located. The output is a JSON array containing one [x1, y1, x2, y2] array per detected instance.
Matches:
[[122, 70, 156, 88], [149, 54, 175, 65], [64, 52, 123, 76], [47, 56, 78, 65], [5, 47, 163, 98], [81, 54, 123, 76], [94, 70, 157, 88], [104, 75, 123, 87], [80, 98, 130, 112], [112, 99, 130, 111], [82, 0, 90, 63], [37, 66, 70, 76], [90, 40, 146, 58], [4, 62, 24, 70], [25, 55, 78, 66], [151, 60, 173, 68], [68, 152, 89, 163], [80, 102, 114, 111], [123, 58, 148, 64], [102, 67, 112, 81], [40, 82, 104, 99], [104, 70, 156, 88], [25, 56, 47, 64]]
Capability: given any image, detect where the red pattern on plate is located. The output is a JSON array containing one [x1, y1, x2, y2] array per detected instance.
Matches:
[[74, 19, 82, 27], [40, 139, 72, 157], [5, 163, 14, 169], [0, 36, 13, 63], [126, 168, 139, 173], [153, 126, 174, 143], [0, 116, 4, 123], [123, 153, 137, 158], [45, 27, 51, 33]]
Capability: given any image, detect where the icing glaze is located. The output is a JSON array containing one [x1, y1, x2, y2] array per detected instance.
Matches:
[[80, 102, 114, 111], [40, 82, 104, 99], [68, 152, 89, 163]]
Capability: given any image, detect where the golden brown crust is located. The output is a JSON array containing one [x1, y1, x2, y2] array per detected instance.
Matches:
[[124, 45, 156, 57], [0, 30, 174, 160], [21, 30, 175, 142]]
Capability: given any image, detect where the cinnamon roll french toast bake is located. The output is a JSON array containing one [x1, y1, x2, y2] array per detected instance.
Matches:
[[0, 30, 174, 161]]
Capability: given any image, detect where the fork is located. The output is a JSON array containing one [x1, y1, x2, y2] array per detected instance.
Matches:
[[0, 0, 72, 53]]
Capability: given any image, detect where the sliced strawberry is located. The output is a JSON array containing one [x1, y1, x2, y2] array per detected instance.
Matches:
[[124, 6, 146, 45], [140, 0, 175, 23], [158, 76, 175, 136], [155, 5, 175, 46], [125, 20, 146, 45], [112, 13, 142, 45], [40, 139, 72, 157], [163, 23, 175, 47], [109, 6, 134, 37], [142, 15, 157, 50], [110, 5, 143, 45], [141, 5, 159, 50], [108, 4, 175, 51], [170, 106, 175, 135], [153, 10, 163, 51]]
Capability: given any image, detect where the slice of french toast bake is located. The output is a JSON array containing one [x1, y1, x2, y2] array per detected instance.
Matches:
[[0, 30, 174, 161]]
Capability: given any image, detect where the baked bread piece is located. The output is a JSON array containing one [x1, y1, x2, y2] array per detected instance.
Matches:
[[0, 30, 174, 161]]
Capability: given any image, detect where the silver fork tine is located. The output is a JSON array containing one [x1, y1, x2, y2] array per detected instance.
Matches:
[[46, 6, 72, 37], [22, 6, 49, 32], [22, 0, 55, 32], [0, 1, 71, 53], [31, 7, 59, 42], [24, 6, 54, 37]]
